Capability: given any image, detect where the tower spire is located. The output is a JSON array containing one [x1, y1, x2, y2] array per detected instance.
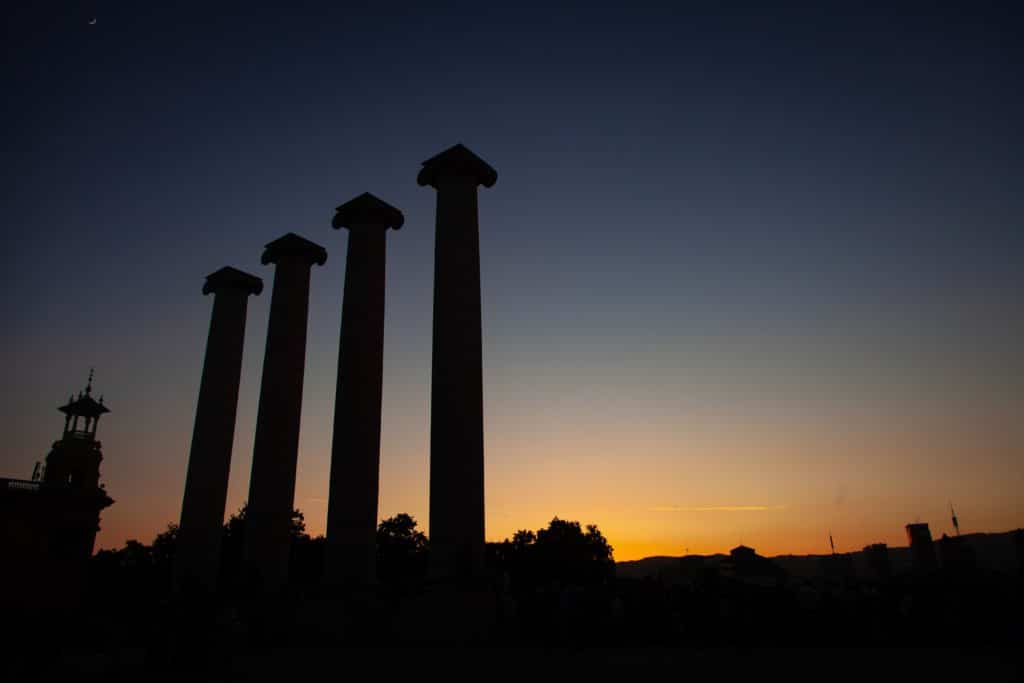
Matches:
[[951, 502, 960, 536], [829, 531, 836, 555], [85, 368, 94, 395]]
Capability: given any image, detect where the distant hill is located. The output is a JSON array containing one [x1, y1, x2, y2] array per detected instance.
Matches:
[[616, 555, 696, 580], [615, 529, 1022, 580]]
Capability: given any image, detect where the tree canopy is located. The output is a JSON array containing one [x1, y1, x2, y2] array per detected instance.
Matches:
[[490, 517, 615, 589], [91, 510, 615, 596], [376, 513, 429, 586]]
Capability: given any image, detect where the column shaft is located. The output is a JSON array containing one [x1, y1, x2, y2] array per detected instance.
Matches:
[[177, 289, 252, 591], [326, 229, 387, 584], [245, 259, 315, 591], [429, 180, 486, 580]]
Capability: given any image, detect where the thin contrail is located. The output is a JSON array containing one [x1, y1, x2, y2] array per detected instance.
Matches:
[[650, 505, 784, 513]]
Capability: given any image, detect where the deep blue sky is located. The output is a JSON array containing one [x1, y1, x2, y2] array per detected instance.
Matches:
[[3, 1, 1022, 557]]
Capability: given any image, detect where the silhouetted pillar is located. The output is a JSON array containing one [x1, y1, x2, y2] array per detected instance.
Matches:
[[176, 267, 263, 593], [417, 144, 498, 582], [325, 193, 404, 586], [244, 233, 326, 592]]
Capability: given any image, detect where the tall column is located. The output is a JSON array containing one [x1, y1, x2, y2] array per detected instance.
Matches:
[[176, 267, 263, 592], [325, 193, 404, 586], [243, 233, 327, 592], [418, 144, 498, 581]]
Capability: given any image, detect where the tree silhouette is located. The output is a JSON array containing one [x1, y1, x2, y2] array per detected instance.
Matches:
[[534, 517, 614, 585], [512, 529, 536, 550], [221, 503, 307, 543], [219, 503, 315, 588], [88, 523, 180, 599], [376, 513, 429, 587], [491, 517, 615, 592], [152, 523, 178, 564]]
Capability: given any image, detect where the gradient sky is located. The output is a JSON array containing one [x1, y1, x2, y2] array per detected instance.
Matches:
[[3, 1, 1022, 561]]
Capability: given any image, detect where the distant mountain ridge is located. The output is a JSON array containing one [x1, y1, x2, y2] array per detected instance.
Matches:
[[615, 529, 1022, 580]]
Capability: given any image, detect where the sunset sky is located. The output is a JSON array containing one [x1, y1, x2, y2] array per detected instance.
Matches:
[[3, 2, 1021, 561]]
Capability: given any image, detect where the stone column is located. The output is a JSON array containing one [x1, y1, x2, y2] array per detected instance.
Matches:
[[243, 233, 326, 592], [176, 267, 263, 592], [417, 144, 498, 581], [325, 193, 404, 586]]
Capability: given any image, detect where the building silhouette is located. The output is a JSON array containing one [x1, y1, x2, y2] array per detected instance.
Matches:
[[862, 543, 891, 580], [0, 372, 114, 607], [1015, 529, 1024, 574], [819, 553, 855, 579], [906, 522, 938, 574], [937, 533, 976, 574], [720, 545, 786, 585]]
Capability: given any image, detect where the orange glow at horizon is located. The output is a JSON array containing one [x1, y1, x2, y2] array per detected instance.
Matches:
[[91, 387, 1024, 562]]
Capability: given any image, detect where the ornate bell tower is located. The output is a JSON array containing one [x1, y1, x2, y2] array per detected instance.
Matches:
[[0, 370, 114, 608], [43, 369, 112, 499], [42, 370, 115, 560]]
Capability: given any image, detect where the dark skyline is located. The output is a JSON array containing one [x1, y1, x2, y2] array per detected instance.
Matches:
[[2, 1, 1022, 559]]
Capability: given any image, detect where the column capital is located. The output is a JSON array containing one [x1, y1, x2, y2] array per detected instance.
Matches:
[[202, 267, 264, 296], [417, 143, 498, 189], [261, 233, 328, 267], [332, 193, 404, 231]]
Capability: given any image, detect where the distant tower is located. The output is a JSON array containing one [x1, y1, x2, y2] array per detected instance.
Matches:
[[950, 503, 960, 536], [45, 370, 112, 500], [820, 532, 854, 578], [0, 371, 115, 608], [43, 371, 115, 554], [905, 522, 937, 574]]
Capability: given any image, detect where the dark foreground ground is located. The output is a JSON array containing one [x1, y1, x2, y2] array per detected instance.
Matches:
[[4, 580, 1022, 681], [5, 560, 1022, 680], [9, 645, 1022, 680]]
